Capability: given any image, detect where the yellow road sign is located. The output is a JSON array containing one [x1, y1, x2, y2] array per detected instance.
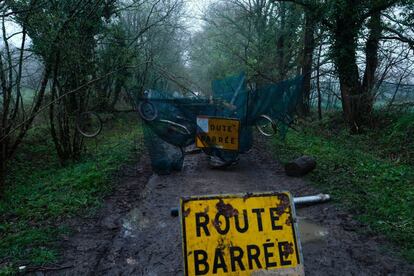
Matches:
[[180, 192, 303, 276], [196, 116, 240, 151]]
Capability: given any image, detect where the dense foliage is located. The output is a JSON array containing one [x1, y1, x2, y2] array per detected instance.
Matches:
[[0, 0, 413, 271], [0, 0, 187, 184]]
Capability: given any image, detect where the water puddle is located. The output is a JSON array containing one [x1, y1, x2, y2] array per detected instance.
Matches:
[[297, 218, 329, 243], [121, 207, 169, 238], [122, 208, 150, 238], [121, 208, 328, 244]]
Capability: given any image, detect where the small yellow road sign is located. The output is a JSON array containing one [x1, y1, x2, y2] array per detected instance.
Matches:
[[196, 116, 240, 151], [180, 192, 303, 276]]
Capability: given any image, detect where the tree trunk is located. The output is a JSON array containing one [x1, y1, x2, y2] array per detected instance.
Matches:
[[276, 2, 287, 81], [110, 76, 123, 110], [332, 11, 364, 133], [387, 73, 404, 111], [299, 12, 315, 116], [335, 52, 362, 132], [332, 7, 382, 133], [49, 56, 65, 163], [361, 11, 382, 120], [316, 40, 323, 120], [0, 154, 5, 193]]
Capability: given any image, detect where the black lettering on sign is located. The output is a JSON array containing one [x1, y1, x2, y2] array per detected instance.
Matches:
[[195, 213, 210, 237], [194, 250, 209, 275], [252, 208, 265, 231], [230, 246, 245, 272], [269, 207, 283, 230], [234, 210, 249, 233], [210, 125, 215, 131], [227, 126, 232, 132], [247, 244, 262, 270], [278, 241, 293, 266], [212, 248, 227, 273], [214, 213, 230, 235], [263, 242, 277, 268], [218, 137, 223, 143]]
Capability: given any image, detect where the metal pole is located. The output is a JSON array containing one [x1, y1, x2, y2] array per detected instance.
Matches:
[[170, 194, 331, 217], [294, 193, 331, 206]]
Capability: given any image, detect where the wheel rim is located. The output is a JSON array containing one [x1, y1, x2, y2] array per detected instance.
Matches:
[[256, 114, 277, 137], [76, 112, 103, 138], [138, 101, 158, 121]]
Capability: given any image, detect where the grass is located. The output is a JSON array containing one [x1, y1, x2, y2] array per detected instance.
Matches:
[[317, 110, 414, 166], [272, 110, 414, 263], [0, 115, 143, 274]]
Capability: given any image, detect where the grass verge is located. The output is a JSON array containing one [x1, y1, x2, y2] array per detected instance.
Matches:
[[272, 111, 414, 262], [0, 115, 143, 274]]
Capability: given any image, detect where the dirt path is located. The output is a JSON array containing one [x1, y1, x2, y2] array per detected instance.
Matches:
[[47, 142, 414, 276]]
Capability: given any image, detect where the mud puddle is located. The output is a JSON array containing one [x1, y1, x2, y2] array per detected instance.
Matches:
[[122, 208, 151, 238], [297, 218, 329, 244]]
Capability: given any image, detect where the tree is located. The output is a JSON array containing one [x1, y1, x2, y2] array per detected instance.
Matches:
[[298, 10, 316, 116], [275, 0, 405, 132], [0, 0, 51, 188], [190, 0, 304, 92], [117, 0, 187, 98], [94, 23, 132, 111], [12, 0, 117, 163]]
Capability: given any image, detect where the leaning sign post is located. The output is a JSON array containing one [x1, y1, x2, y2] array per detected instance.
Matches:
[[180, 192, 304, 276]]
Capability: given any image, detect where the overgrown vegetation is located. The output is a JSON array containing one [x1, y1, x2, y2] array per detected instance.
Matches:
[[0, 0, 413, 272], [189, 0, 414, 132], [272, 110, 414, 262], [0, 116, 143, 273], [0, 0, 187, 186]]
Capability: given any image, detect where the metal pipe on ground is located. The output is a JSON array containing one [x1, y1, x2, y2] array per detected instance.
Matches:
[[294, 193, 331, 206], [170, 193, 331, 217]]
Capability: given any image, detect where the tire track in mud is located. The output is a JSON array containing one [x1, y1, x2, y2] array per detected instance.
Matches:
[[47, 143, 414, 276]]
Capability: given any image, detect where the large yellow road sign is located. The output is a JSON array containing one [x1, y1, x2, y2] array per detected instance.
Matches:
[[180, 192, 303, 276], [196, 116, 240, 151]]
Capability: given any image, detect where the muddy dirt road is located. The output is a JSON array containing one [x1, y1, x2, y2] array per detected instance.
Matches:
[[50, 142, 414, 276]]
